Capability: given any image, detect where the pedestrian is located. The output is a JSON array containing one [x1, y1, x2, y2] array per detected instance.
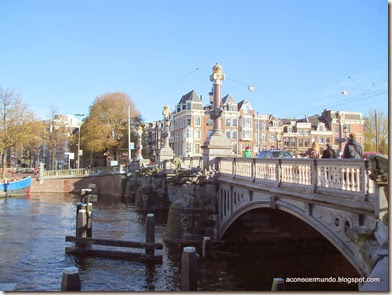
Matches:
[[243, 146, 252, 158], [321, 143, 336, 158], [342, 133, 364, 159], [301, 141, 320, 158]]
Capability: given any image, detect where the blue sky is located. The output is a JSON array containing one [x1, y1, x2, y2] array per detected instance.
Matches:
[[0, 0, 388, 122]]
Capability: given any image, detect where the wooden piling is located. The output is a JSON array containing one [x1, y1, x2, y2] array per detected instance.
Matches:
[[86, 202, 93, 238], [76, 202, 82, 229], [61, 267, 81, 291], [181, 246, 197, 291], [76, 209, 87, 238], [271, 277, 285, 291], [145, 213, 155, 256], [202, 237, 211, 258]]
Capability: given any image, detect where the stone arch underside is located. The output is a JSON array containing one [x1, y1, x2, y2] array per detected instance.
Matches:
[[218, 198, 366, 276]]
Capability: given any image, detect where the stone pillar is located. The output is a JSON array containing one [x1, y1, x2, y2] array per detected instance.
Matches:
[[158, 104, 175, 166], [135, 125, 144, 161], [38, 162, 44, 184], [202, 63, 233, 168], [61, 267, 81, 291], [337, 113, 344, 157]]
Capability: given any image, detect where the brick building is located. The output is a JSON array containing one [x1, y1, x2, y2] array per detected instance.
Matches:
[[144, 91, 364, 159]]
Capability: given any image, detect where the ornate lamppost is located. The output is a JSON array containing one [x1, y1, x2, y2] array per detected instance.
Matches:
[[202, 63, 233, 167]]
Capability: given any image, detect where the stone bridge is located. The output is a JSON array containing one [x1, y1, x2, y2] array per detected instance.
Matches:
[[176, 156, 388, 282]]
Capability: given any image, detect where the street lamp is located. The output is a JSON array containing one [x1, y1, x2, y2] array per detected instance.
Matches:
[[75, 113, 85, 169]]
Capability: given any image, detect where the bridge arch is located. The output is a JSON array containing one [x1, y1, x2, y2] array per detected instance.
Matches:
[[218, 199, 363, 276]]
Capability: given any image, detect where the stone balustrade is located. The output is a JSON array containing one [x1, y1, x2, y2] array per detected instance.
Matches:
[[217, 157, 375, 198], [42, 165, 126, 179]]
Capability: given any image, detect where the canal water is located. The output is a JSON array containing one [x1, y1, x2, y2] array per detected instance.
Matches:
[[0, 193, 358, 291]]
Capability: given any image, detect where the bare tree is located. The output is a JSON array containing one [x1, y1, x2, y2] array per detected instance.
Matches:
[[0, 87, 35, 178]]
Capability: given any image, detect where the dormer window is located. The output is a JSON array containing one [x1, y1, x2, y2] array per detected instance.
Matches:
[[318, 123, 326, 131], [243, 106, 249, 114], [187, 103, 191, 110]]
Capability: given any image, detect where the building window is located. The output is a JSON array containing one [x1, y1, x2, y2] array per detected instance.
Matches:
[[194, 117, 201, 126], [298, 138, 303, 147], [287, 126, 293, 133], [226, 130, 231, 139], [233, 118, 238, 126], [270, 134, 275, 141], [262, 121, 267, 130], [242, 116, 252, 128], [273, 120, 279, 127], [319, 137, 324, 144], [284, 137, 289, 147], [195, 129, 200, 139], [233, 130, 238, 139], [304, 130, 309, 136], [304, 139, 310, 147], [262, 133, 266, 142], [226, 118, 231, 126], [290, 137, 296, 147], [233, 142, 238, 154], [194, 143, 200, 154], [182, 104, 186, 110], [187, 103, 191, 110], [298, 129, 303, 136], [186, 129, 192, 138], [326, 137, 330, 144]]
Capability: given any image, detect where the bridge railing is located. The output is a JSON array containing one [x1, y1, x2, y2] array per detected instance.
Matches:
[[217, 157, 375, 198], [181, 157, 203, 169], [42, 165, 126, 179]]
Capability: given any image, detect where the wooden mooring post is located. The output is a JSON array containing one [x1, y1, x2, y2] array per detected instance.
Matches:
[[66, 211, 162, 264], [181, 246, 198, 291], [202, 236, 211, 258], [271, 277, 285, 291], [61, 267, 81, 291], [145, 213, 155, 256]]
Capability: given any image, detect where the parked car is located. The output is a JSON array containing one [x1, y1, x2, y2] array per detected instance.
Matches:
[[257, 150, 294, 159]]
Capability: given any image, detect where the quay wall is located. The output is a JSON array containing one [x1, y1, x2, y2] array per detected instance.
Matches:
[[30, 175, 123, 197]]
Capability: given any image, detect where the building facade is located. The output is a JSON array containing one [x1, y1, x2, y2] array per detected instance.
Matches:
[[144, 91, 364, 159]]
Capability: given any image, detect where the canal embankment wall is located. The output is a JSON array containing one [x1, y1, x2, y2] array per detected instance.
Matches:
[[30, 175, 123, 197]]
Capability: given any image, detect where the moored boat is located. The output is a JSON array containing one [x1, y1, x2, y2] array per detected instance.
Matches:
[[0, 176, 31, 197]]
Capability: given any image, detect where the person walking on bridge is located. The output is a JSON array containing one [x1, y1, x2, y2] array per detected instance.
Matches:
[[243, 146, 252, 158], [342, 133, 363, 159], [321, 143, 336, 158], [301, 141, 320, 158]]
